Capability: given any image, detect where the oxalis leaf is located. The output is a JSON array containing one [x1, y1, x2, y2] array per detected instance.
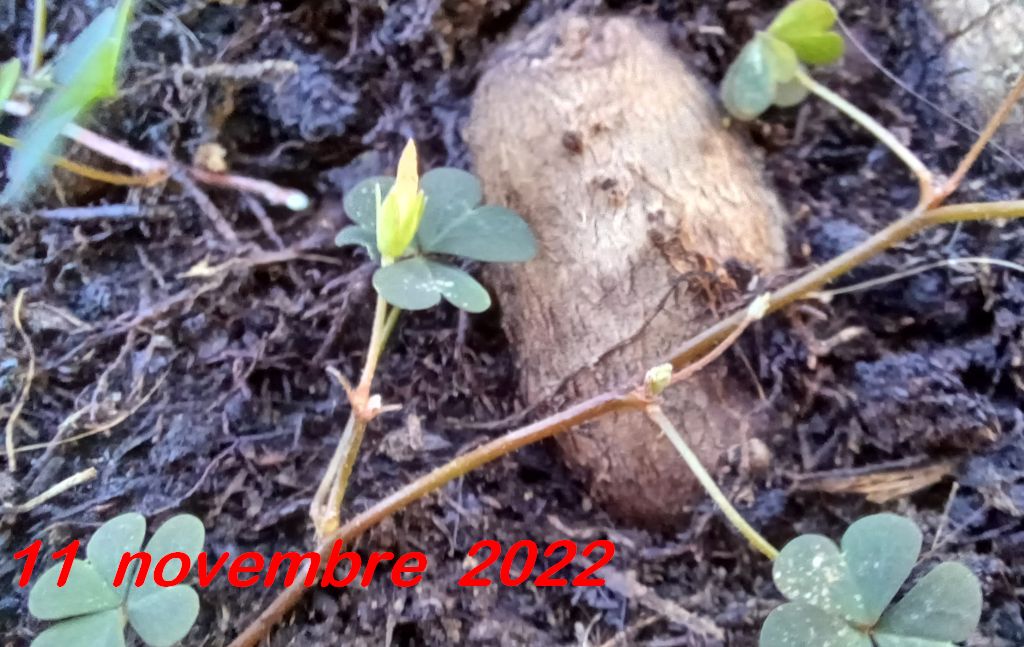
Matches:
[[341, 167, 536, 264], [760, 514, 983, 647], [772, 514, 921, 627], [721, 36, 776, 121], [31, 609, 126, 647], [767, 0, 844, 65], [343, 176, 394, 231], [29, 513, 204, 647], [125, 514, 204, 646], [28, 559, 122, 621], [87, 512, 146, 601], [874, 563, 982, 645], [760, 601, 871, 647], [335, 225, 380, 262], [373, 257, 491, 313], [419, 204, 536, 262]]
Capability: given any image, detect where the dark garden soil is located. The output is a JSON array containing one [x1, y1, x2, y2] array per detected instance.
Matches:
[[2, 0, 1023, 645]]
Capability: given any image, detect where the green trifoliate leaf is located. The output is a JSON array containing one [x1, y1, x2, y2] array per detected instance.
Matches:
[[773, 534, 868, 625], [767, 0, 844, 65], [773, 78, 810, 107], [721, 36, 777, 121], [0, 58, 21, 106], [130, 514, 204, 598], [373, 257, 491, 313], [874, 562, 982, 644], [875, 633, 946, 646], [87, 513, 147, 600], [764, 35, 798, 83], [417, 167, 483, 246], [335, 225, 380, 262], [759, 602, 871, 647], [773, 514, 921, 627], [419, 205, 536, 262], [769, 0, 837, 36], [126, 584, 200, 647], [31, 609, 126, 647], [343, 176, 394, 231], [29, 559, 121, 620], [842, 514, 922, 623]]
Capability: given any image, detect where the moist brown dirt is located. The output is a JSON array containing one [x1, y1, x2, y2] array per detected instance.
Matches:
[[1, 1, 1023, 645]]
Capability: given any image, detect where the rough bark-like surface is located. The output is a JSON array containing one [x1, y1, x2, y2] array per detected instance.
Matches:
[[465, 14, 788, 525], [926, 0, 1024, 145]]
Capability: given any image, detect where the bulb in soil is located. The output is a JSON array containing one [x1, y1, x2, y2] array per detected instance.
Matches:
[[466, 14, 789, 526]]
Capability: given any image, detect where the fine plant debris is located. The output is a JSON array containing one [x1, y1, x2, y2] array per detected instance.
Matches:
[[1, 0, 1022, 645]]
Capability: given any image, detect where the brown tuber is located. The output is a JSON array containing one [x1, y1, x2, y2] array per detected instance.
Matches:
[[466, 15, 788, 525]]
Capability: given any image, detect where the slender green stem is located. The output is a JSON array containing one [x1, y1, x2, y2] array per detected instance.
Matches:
[[324, 417, 366, 526], [30, 0, 47, 76], [358, 295, 390, 391], [311, 294, 403, 539], [645, 404, 779, 560], [309, 414, 354, 529], [795, 68, 934, 205]]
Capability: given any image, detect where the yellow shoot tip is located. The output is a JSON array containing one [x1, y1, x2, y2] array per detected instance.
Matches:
[[396, 139, 419, 187]]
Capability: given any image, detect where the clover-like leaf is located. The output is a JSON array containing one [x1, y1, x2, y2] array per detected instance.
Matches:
[[773, 78, 810, 108], [721, 36, 777, 121], [31, 609, 126, 647], [87, 513, 146, 600], [343, 176, 394, 231], [28, 559, 121, 621], [126, 584, 200, 647], [762, 515, 982, 647], [373, 257, 491, 312], [760, 601, 871, 647], [0, 58, 21, 107], [417, 167, 483, 246], [773, 513, 921, 627], [842, 514, 922, 623], [29, 513, 204, 647], [767, 0, 844, 65], [419, 205, 536, 262], [874, 562, 982, 644], [335, 225, 380, 262]]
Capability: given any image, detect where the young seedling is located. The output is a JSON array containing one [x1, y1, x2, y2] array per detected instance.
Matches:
[[720, 0, 933, 202], [310, 140, 536, 539], [28, 513, 205, 647], [337, 142, 536, 312], [761, 513, 982, 647]]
